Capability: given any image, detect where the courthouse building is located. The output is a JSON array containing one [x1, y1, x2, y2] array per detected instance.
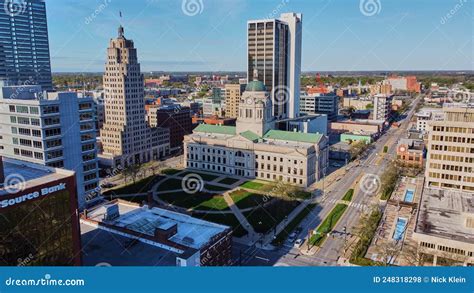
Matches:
[[184, 78, 328, 187]]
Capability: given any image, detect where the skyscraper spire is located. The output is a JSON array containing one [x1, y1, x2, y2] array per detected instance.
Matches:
[[118, 25, 124, 38], [118, 11, 124, 38]]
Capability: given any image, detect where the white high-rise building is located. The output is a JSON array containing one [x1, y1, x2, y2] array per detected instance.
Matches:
[[99, 26, 170, 168], [279, 13, 302, 120], [373, 94, 393, 122], [247, 13, 302, 120], [0, 84, 100, 209]]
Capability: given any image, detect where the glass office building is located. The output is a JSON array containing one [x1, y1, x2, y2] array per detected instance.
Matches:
[[0, 157, 81, 266], [0, 0, 53, 90]]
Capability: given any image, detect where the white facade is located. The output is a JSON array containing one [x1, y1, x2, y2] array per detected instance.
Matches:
[[99, 27, 169, 168], [373, 95, 393, 121], [279, 13, 302, 119], [415, 109, 445, 133], [0, 85, 100, 209], [183, 80, 328, 187]]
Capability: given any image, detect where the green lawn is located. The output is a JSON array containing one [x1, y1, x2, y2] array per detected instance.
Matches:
[[157, 178, 184, 191], [240, 181, 273, 192], [104, 175, 164, 196], [179, 171, 219, 182], [158, 191, 229, 211], [244, 199, 300, 234], [290, 190, 313, 200], [217, 177, 241, 186], [309, 204, 348, 246], [272, 204, 317, 246], [192, 213, 248, 237], [161, 168, 182, 175], [205, 184, 231, 192], [342, 189, 354, 202], [229, 190, 270, 209]]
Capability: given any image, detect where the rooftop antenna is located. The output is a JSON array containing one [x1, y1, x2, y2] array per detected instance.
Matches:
[[118, 11, 124, 38]]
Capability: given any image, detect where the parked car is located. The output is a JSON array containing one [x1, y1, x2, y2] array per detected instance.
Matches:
[[294, 239, 304, 248], [102, 182, 116, 188]]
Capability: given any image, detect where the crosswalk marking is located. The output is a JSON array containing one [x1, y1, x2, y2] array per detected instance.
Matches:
[[320, 198, 368, 212]]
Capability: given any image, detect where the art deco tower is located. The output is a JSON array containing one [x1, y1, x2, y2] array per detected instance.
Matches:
[[99, 26, 169, 168]]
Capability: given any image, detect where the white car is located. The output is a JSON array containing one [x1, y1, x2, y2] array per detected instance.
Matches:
[[294, 239, 304, 248]]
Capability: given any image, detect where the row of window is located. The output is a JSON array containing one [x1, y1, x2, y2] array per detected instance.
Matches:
[[430, 153, 474, 163], [429, 163, 472, 173], [9, 105, 39, 114], [432, 126, 474, 134], [431, 144, 474, 153], [10, 116, 40, 126], [431, 135, 474, 144], [13, 148, 43, 160], [186, 162, 306, 185]]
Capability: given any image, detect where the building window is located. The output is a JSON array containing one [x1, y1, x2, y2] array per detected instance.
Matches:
[[16, 106, 29, 114], [30, 107, 39, 115], [32, 130, 42, 137], [31, 118, 40, 126]]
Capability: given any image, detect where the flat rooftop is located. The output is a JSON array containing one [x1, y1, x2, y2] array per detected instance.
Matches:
[[415, 188, 474, 244], [81, 223, 177, 266], [0, 157, 74, 196], [84, 201, 229, 250]]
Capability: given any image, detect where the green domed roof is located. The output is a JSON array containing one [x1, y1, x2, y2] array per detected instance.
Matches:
[[245, 80, 266, 92]]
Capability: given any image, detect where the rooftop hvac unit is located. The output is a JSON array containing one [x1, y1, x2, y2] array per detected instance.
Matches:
[[183, 236, 195, 245], [102, 204, 120, 221]]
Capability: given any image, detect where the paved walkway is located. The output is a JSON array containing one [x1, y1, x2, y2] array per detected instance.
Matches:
[[223, 192, 259, 242]]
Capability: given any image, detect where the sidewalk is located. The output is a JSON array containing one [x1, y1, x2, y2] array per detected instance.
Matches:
[[223, 192, 260, 245]]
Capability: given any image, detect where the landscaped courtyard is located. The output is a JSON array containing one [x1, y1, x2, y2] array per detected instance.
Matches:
[[104, 168, 311, 242]]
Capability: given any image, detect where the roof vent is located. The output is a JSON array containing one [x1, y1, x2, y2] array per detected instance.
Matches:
[[183, 236, 195, 245]]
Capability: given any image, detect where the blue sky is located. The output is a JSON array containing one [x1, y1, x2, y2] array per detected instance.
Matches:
[[46, 0, 473, 72]]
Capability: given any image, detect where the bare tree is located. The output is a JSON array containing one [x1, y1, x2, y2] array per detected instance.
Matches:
[[124, 164, 140, 184], [376, 241, 402, 266]]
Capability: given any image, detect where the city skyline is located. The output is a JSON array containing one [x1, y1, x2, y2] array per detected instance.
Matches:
[[46, 0, 473, 72], [1, 0, 473, 274]]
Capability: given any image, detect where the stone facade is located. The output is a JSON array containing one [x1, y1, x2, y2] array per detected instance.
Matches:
[[99, 27, 169, 168]]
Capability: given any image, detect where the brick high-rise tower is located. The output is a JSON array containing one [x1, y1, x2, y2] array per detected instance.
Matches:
[[99, 26, 169, 168]]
